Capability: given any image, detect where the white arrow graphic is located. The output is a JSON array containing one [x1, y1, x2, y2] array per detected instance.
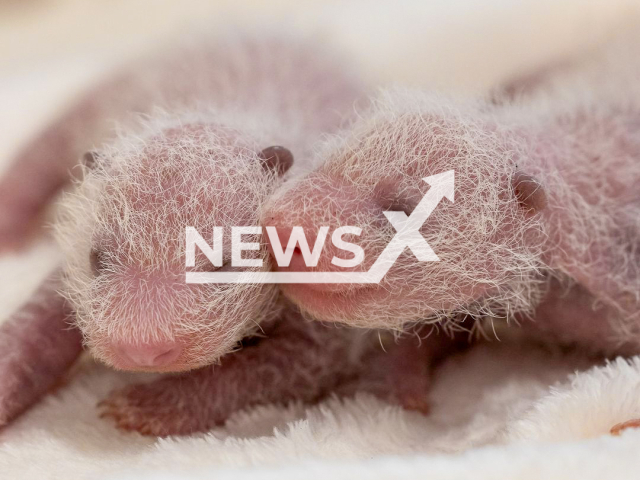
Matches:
[[186, 170, 455, 284], [365, 170, 454, 282]]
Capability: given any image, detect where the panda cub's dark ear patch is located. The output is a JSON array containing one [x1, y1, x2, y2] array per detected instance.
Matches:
[[258, 146, 294, 176], [511, 170, 547, 214], [82, 151, 100, 169]]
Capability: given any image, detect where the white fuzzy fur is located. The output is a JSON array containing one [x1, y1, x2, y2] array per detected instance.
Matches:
[[55, 113, 283, 367]]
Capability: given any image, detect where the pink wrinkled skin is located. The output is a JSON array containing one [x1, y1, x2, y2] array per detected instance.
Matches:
[[0, 270, 82, 427], [99, 314, 460, 437]]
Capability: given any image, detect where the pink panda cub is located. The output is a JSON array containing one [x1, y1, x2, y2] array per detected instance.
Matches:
[[264, 30, 640, 356]]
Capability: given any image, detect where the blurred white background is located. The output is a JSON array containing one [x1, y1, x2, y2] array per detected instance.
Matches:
[[2, 0, 638, 168]]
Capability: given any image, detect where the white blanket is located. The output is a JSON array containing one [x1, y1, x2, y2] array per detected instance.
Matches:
[[1, 1, 640, 478]]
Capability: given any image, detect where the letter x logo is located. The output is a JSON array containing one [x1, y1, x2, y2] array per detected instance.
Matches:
[[185, 170, 454, 284], [366, 170, 455, 281]]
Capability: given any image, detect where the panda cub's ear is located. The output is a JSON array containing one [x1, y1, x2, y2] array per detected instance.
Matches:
[[511, 170, 547, 214], [71, 150, 102, 180], [258, 146, 294, 176], [82, 151, 100, 169]]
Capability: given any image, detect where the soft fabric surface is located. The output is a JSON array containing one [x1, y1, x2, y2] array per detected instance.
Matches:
[[1, 1, 640, 479]]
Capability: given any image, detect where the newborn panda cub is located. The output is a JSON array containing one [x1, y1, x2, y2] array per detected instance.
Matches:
[[264, 32, 640, 355], [56, 117, 450, 436]]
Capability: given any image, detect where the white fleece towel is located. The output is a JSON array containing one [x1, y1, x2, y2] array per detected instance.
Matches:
[[1, 1, 640, 479]]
